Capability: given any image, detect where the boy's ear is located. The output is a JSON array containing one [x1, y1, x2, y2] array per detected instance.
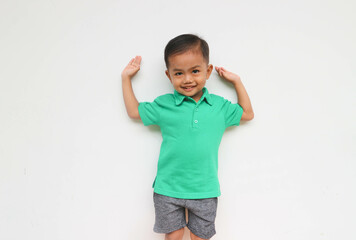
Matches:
[[165, 70, 172, 83], [206, 64, 213, 79]]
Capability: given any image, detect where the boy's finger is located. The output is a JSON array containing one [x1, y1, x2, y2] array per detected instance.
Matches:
[[134, 55, 142, 65], [217, 66, 225, 73], [215, 66, 224, 77]]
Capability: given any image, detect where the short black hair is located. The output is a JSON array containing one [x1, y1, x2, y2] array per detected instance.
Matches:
[[164, 33, 209, 69]]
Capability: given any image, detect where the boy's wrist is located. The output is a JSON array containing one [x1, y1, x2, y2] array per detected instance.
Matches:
[[121, 74, 132, 82], [232, 78, 242, 87]]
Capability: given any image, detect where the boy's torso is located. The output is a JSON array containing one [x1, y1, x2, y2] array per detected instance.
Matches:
[[138, 87, 243, 199]]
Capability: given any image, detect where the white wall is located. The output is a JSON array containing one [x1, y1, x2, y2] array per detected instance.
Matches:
[[1, 0, 355, 239]]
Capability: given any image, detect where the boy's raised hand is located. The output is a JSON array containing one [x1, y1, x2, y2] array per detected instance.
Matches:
[[121, 55, 142, 79], [215, 66, 241, 84]]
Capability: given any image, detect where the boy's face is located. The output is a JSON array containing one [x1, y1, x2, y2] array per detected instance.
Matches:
[[165, 50, 213, 102]]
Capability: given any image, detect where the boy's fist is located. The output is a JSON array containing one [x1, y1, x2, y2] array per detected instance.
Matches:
[[121, 56, 142, 79]]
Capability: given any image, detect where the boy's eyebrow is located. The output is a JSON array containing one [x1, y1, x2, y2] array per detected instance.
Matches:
[[172, 65, 201, 71]]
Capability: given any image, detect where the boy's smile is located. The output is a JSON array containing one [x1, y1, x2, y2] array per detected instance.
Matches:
[[165, 50, 213, 103]]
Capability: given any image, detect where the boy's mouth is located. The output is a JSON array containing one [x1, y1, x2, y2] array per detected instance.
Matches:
[[182, 86, 196, 92]]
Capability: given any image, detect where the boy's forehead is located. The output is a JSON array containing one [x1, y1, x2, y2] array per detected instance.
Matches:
[[168, 51, 206, 70]]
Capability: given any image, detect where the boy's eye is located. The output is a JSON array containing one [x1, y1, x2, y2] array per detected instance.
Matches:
[[192, 69, 199, 73], [175, 72, 182, 76]]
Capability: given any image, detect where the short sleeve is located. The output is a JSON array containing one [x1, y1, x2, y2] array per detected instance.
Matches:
[[223, 99, 244, 128], [138, 99, 161, 126]]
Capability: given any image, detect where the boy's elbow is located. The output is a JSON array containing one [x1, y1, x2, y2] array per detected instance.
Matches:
[[241, 111, 254, 121], [249, 111, 254, 120], [129, 111, 141, 120]]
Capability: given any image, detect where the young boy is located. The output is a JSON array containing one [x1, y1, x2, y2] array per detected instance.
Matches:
[[121, 34, 254, 240]]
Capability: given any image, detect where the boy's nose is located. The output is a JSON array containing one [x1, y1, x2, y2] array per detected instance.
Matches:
[[183, 75, 193, 83]]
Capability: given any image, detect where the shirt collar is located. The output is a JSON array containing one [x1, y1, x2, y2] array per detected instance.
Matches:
[[174, 86, 213, 106]]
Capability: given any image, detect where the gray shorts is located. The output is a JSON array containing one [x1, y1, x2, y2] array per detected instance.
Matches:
[[153, 192, 218, 239]]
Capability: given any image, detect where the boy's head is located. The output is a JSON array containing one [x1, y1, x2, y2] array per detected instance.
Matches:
[[164, 33, 213, 102], [164, 33, 210, 69]]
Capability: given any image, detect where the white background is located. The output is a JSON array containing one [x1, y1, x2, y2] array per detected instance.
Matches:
[[1, 0, 355, 239]]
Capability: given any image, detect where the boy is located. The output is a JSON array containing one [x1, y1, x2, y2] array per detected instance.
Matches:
[[121, 34, 254, 240]]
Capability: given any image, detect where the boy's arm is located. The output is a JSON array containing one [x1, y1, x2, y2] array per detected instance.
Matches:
[[233, 79, 254, 121], [121, 56, 142, 120], [215, 66, 254, 121]]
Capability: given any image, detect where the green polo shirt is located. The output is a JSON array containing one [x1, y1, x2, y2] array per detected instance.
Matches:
[[138, 86, 243, 199]]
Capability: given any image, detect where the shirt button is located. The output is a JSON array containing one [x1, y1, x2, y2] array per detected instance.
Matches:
[[195, 108, 198, 111], [194, 120, 198, 123]]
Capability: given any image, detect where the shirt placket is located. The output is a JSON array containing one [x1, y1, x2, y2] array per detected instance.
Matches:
[[192, 102, 200, 129]]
